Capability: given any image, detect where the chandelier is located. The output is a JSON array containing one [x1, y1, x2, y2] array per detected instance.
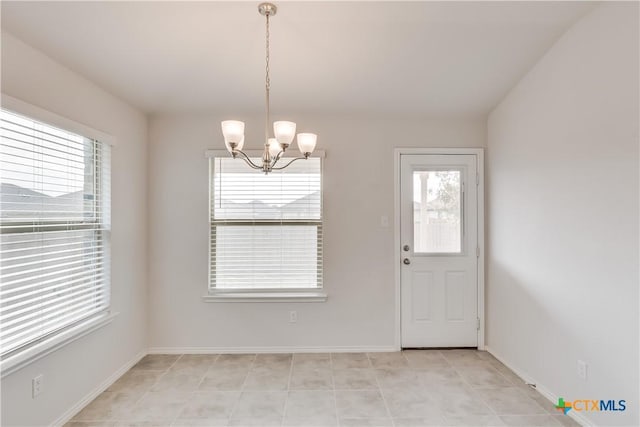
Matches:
[[221, 2, 318, 174]]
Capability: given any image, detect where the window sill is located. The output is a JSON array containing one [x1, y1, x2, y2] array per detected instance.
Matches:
[[202, 290, 327, 303], [1, 312, 118, 378]]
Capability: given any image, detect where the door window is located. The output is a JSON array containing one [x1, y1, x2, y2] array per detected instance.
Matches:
[[413, 170, 462, 253]]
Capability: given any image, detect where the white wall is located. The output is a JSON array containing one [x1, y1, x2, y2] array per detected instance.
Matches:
[[487, 3, 639, 426], [148, 113, 485, 351], [1, 32, 149, 426]]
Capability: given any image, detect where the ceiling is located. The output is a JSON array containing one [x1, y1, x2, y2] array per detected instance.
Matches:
[[1, 1, 596, 117]]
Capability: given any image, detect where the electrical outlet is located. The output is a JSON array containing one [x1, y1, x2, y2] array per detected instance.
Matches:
[[577, 360, 587, 380], [289, 311, 297, 323], [32, 374, 43, 398]]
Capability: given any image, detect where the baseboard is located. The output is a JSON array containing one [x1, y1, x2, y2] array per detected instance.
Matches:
[[148, 345, 397, 354], [485, 346, 593, 427], [51, 349, 147, 427]]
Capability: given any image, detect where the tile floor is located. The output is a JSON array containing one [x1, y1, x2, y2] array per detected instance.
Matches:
[[66, 350, 581, 427]]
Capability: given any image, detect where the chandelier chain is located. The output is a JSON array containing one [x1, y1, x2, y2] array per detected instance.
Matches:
[[265, 12, 271, 144], [266, 13, 271, 92]]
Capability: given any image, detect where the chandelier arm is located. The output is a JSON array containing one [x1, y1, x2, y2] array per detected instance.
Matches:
[[271, 149, 286, 166], [271, 156, 309, 170], [234, 149, 264, 169]]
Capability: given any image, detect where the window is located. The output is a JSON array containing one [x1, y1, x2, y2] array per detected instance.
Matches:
[[209, 155, 322, 292], [413, 170, 462, 253], [0, 108, 111, 362]]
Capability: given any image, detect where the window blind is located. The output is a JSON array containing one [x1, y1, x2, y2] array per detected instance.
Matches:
[[210, 156, 322, 289], [0, 109, 111, 359]]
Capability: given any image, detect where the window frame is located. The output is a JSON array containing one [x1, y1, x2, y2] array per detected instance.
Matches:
[[203, 149, 327, 303], [0, 94, 117, 377]]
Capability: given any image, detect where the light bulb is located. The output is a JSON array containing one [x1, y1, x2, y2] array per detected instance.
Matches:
[[268, 138, 281, 158], [297, 133, 317, 156], [273, 121, 296, 147], [221, 120, 245, 149]]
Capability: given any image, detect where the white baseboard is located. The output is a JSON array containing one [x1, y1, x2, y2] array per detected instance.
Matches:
[[51, 349, 147, 427], [486, 346, 593, 427], [148, 345, 397, 354]]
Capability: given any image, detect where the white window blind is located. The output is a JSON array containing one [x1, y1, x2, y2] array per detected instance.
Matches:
[[0, 109, 111, 360], [210, 156, 322, 289]]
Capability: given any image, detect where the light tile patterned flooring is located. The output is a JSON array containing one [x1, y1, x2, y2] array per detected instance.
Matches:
[[66, 350, 581, 427]]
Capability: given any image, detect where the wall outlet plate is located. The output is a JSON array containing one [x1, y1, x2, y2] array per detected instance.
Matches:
[[32, 374, 43, 398], [577, 360, 587, 380], [289, 311, 297, 323]]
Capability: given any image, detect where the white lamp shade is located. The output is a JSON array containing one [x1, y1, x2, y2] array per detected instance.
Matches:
[[273, 121, 296, 146], [221, 120, 245, 145], [297, 133, 317, 155], [225, 136, 244, 153], [268, 138, 281, 157]]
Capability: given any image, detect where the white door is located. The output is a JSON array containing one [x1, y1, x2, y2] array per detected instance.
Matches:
[[400, 154, 479, 348]]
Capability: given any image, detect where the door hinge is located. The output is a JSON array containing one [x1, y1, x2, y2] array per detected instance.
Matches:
[[476, 172, 480, 186], [476, 246, 480, 258], [477, 318, 481, 330]]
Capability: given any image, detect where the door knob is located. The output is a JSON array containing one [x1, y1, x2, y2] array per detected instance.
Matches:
[[403, 258, 411, 265], [403, 245, 410, 252]]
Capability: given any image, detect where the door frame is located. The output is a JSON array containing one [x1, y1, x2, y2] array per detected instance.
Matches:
[[394, 148, 485, 350]]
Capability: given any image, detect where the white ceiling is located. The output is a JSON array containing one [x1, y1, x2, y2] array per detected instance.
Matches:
[[1, 1, 595, 117]]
